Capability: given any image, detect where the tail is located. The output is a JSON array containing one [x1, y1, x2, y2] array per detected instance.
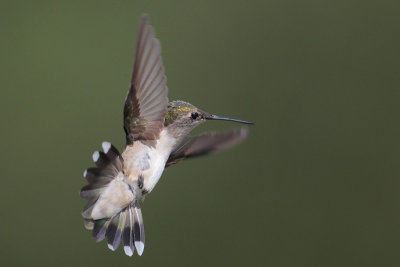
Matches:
[[80, 142, 145, 256], [92, 202, 145, 256]]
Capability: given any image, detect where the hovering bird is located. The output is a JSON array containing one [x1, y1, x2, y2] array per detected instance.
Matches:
[[80, 15, 253, 257]]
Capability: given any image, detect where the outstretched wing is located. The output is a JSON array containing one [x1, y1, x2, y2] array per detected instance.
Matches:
[[166, 127, 249, 167], [124, 15, 168, 144]]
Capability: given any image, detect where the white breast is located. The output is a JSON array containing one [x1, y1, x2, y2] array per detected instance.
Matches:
[[122, 129, 177, 194]]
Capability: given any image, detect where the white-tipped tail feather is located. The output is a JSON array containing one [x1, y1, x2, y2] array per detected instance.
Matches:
[[133, 204, 145, 255], [92, 151, 100, 162], [90, 203, 145, 256], [102, 141, 111, 153], [81, 142, 146, 257], [124, 246, 134, 257], [135, 241, 145, 256]]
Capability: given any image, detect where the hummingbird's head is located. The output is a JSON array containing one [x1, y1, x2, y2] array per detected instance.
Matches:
[[165, 100, 253, 137]]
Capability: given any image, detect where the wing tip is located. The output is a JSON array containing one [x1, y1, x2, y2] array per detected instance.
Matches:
[[141, 13, 149, 23], [239, 126, 249, 138]]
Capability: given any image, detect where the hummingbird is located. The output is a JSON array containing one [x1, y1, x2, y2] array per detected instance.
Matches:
[[80, 15, 253, 257]]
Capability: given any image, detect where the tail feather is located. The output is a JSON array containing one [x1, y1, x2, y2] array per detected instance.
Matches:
[[106, 214, 120, 251], [106, 209, 127, 251], [80, 142, 124, 218], [81, 142, 145, 256], [84, 219, 94, 230], [80, 188, 103, 202], [92, 219, 105, 239], [102, 141, 121, 162], [123, 206, 135, 256], [90, 203, 145, 256], [93, 219, 109, 242], [133, 204, 145, 256], [92, 151, 110, 168], [115, 210, 127, 249], [84, 167, 113, 185]]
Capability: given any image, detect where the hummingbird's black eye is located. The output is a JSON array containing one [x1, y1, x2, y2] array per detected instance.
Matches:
[[191, 112, 199, 120]]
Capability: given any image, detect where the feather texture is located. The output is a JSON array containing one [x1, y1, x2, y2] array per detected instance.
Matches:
[[124, 15, 168, 144], [81, 141, 146, 256], [133, 203, 145, 255], [81, 142, 125, 222], [166, 127, 249, 167], [90, 203, 144, 256]]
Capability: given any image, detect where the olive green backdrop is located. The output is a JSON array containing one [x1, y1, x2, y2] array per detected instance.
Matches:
[[1, 0, 399, 266]]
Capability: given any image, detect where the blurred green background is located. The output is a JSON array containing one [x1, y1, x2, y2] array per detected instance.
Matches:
[[1, 0, 399, 266]]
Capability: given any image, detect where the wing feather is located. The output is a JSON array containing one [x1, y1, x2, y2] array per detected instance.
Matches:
[[166, 127, 249, 167], [124, 15, 168, 144]]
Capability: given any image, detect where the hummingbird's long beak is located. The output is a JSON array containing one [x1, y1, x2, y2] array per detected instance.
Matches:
[[206, 114, 254, 125]]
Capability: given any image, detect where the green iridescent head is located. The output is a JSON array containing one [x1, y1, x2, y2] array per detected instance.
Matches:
[[164, 101, 198, 126], [164, 100, 253, 137]]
